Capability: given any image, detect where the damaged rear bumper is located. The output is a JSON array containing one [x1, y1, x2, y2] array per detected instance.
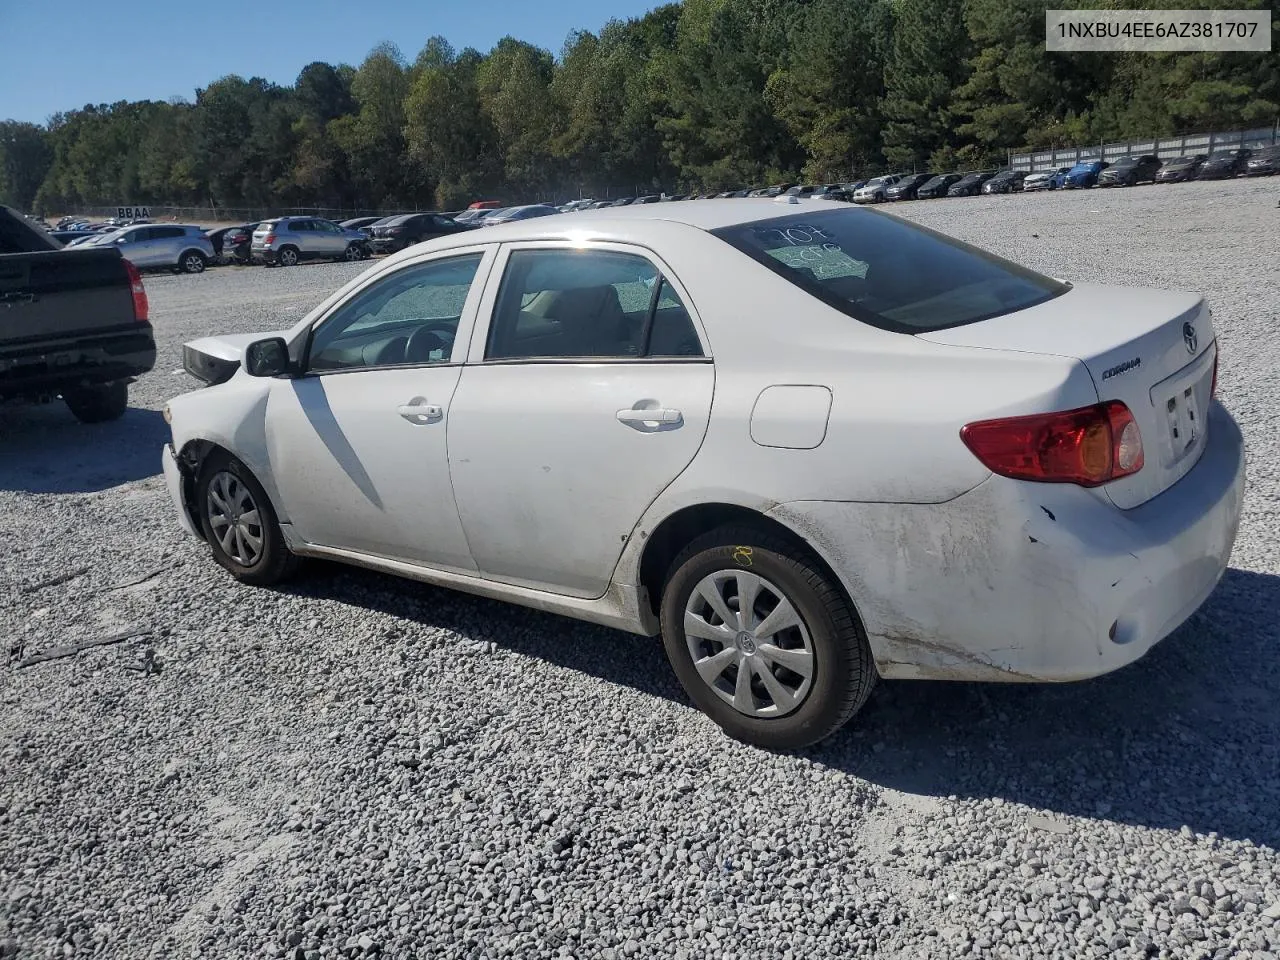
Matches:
[[768, 403, 1245, 682]]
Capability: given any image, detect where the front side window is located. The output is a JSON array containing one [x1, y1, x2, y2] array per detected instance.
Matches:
[[307, 253, 483, 372], [712, 210, 1068, 333], [485, 249, 703, 360]]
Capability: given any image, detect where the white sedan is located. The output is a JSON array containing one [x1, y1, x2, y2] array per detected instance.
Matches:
[[852, 175, 903, 203], [161, 197, 1245, 749]]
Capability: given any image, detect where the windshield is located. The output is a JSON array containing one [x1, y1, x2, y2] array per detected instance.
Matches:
[[711, 210, 1068, 334], [1112, 158, 1140, 168]]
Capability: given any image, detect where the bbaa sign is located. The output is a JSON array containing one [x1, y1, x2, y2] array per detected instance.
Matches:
[[116, 206, 152, 220]]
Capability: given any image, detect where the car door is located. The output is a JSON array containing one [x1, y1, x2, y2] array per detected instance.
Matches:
[[150, 226, 185, 265], [448, 241, 715, 599], [115, 228, 153, 265], [264, 247, 496, 572], [315, 219, 346, 256]]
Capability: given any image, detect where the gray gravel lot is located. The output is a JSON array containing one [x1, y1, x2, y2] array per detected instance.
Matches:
[[2, 178, 1279, 960]]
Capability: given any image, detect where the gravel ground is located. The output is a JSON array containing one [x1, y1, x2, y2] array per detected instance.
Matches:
[[2, 178, 1279, 960]]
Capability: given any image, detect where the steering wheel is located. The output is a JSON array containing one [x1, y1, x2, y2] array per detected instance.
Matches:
[[404, 320, 458, 363]]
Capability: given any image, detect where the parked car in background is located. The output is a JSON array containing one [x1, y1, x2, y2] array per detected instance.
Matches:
[[1098, 155, 1162, 187], [853, 175, 903, 203], [947, 171, 996, 196], [163, 198, 1242, 751], [916, 174, 962, 199], [340, 216, 384, 234], [1023, 167, 1071, 192], [715, 189, 752, 199], [467, 200, 503, 211], [1197, 148, 1252, 180], [981, 170, 1027, 194], [50, 229, 98, 245], [252, 217, 372, 267], [94, 224, 215, 274], [481, 204, 562, 225], [368, 213, 475, 254], [1155, 155, 1207, 183], [0, 204, 155, 423], [883, 174, 933, 201], [1245, 144, 1280, 176], [1063, 160, 1110, 189], [206, 223, 259, 264]]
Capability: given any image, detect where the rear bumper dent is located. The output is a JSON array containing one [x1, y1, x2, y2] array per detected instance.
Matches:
[[768, 404, 1245, 683]]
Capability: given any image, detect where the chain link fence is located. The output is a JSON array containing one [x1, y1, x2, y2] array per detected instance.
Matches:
[[1009, 122, 1280, 172]]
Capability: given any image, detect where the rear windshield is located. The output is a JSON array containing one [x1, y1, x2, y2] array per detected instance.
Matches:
[[711, 210, 1069, 334]]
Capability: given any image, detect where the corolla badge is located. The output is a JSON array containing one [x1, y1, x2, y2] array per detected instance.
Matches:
[[1183, 321, 1198, 355]]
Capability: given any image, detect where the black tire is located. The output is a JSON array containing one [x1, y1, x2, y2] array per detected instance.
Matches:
[[659, 524, 876, 750], [179, 250, 207, 274], [277, 246, 300, 267], [342, 243, 364, 262], [63, 380, 128, 423], [196, 451, 299, 586]]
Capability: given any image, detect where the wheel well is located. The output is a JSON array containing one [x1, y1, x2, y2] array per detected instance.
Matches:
[[174, 440, 231, 539], [179, 247, 206, 260], [637, 503, 849, 619]]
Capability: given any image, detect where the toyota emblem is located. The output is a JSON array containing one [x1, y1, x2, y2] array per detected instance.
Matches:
[[1183, 321, 1198, 355]]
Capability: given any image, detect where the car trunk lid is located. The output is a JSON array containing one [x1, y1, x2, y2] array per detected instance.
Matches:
[[920, 281, 1217, 508]]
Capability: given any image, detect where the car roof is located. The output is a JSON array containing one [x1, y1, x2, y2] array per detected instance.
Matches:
[[378, 197, 887, 262]]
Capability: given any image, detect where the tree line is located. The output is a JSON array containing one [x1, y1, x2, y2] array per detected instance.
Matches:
[[1, 0, 1276, 214]]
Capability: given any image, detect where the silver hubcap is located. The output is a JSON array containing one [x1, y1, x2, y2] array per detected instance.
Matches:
[[345, 246, 359, 260], [281, 250, 296, 265], [206, 471, 264, 567], [186, 256, 203, 272], [683, 570, 814, 718]]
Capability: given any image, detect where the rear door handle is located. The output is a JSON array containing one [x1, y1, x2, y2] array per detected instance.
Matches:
[[616, 407, 682, 425], [398, 398, 443, 424]]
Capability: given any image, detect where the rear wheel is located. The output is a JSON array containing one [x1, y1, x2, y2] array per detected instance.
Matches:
[[659, 524, 876, 750], [179, 251, 207, 274], [196, 451, 299, 585], [277, 246, 299, 267], [63, 380, 128, 423]]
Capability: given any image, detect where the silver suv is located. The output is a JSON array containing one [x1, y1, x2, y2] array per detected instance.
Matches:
[[95, 224, 214, 274], [251, 217, 371, 267]]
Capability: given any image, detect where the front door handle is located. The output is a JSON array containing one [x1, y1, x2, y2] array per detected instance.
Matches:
[[398, 398, 443, 424], [616, 406, 682, 426]]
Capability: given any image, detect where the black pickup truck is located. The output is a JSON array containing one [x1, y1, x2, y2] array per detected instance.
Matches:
[[1, 206, 156, 422]]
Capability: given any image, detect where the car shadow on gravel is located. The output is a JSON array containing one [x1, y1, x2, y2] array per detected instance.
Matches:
[[279, 563, 690, 702], [810, 567, 1280, 849], [0, 405, 167, 494], [282, 563, 1280, 848]]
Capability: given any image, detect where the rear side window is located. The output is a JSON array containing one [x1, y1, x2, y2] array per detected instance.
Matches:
[[486, 249, 703, 360], [152, 227, 185, 240], [712, 210, 1068, 333]]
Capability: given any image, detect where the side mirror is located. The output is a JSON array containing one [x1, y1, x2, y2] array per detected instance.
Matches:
[[244, 337, 292, 378]]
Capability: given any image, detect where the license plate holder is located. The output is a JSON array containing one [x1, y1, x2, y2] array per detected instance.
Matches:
[[1165, 384, 1201, 460]]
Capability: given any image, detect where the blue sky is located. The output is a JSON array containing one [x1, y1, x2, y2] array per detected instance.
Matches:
[[0, 0, 661, 124]]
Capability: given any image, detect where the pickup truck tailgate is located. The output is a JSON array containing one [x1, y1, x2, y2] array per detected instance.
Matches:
[[0, 248, 136, 342]]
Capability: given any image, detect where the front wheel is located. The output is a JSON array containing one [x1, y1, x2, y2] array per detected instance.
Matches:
[[659, 525, 876, 750], [342, 243, 365, 262], [63, 380, 128, 423], [196, 452, 299, 586]]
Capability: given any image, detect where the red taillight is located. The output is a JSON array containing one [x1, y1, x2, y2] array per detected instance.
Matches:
[[123, 259, 149, 322], [264, 234, 275, 244], [960, 401, 1144, 487]]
